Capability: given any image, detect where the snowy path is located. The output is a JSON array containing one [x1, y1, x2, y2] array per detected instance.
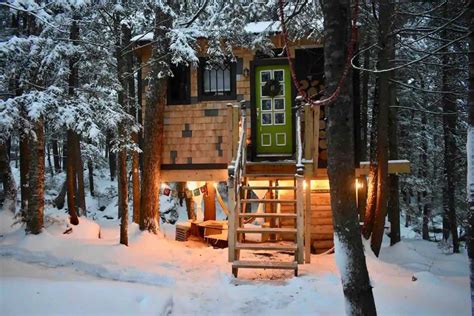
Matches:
[[0, 211, 471, 315]]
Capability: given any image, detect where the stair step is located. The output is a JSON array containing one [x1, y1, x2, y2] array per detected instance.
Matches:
[[242, 186, 296, 190], [240, 199, 297, 204], [232, 260, 298, 270], [238, 213, 296, 218], [235, 242, 297, 251], [237, 227, 297, 234]]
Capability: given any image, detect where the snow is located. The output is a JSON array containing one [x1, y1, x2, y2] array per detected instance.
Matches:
[[244, 21, 281, 34], [1, 203, 471, 315], [0, 168, 471, 315]]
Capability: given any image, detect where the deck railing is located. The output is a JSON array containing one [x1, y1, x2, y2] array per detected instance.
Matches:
[[227, 100, 247, 262]]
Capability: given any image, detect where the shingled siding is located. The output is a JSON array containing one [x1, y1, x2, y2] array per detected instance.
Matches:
[[162, 102, 231, 164], [161, 49, 254, 166]]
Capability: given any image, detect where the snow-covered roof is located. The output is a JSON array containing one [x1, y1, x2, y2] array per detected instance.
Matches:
[[244, 21, 281, 34], [131, 32, 153, 42], [131, 21, 281, 43]]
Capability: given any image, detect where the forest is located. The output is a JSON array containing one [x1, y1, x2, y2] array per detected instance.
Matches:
[[0, 0, 473, 315]]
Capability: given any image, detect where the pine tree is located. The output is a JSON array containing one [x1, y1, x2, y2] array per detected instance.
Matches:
[[322, 0, 376, 314]]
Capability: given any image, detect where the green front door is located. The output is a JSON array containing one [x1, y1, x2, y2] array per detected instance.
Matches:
[[255, 65, 293, 156]]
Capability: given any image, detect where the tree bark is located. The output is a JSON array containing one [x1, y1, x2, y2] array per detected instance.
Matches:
[[46, 142, 54, 178], [139, 5, 172, 233], [88, 160, 94, 197], [466, 1, 474, 313], [0, 142, 16, 213], [322, 0, 377, 314], [54, 181, 67, 210], [132, 132, 140, 224], [203, 183, 216, 221], [52, 138, 61, 172], [25, 118, 44, 234], [19, 131, 30, 210], [74, 134, 86, 216], [363, 81, 378, 239], [66, 130, 79, 225], [441, 47, 459, 253], [388, 88, 400, 246], [107, 131, 116, 181], [370, 0, 392, 257], [360, 32, 370, 162]]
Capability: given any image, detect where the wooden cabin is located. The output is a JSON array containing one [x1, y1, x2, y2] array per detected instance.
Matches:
[[134, 27, 409, 277]]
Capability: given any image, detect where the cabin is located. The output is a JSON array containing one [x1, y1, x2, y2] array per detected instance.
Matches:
[[134, 23, 410, 277]]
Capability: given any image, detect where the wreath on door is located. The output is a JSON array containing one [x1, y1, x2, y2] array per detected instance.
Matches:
[[262, 79, 282, 97]]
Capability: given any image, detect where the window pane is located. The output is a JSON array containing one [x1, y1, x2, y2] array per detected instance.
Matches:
[[204, 69, 210, 92], [274, 70, 284, 82], [261, 71, 271, 83], [274, 113, 285, 125], [224, 68, 231, 91], [274, 98, 285, 110], [262, 113, 272, 125], [261, 99, 272, 111], [210, 69, 217, 92]]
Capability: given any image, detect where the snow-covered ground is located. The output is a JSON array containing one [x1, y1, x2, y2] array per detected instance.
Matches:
[[0, 168, 471, 315], [0, 208, 470, 315]]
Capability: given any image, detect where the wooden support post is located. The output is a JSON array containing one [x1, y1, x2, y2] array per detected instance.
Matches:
[[313, 107, 320, 175], [296, 176, 305, 264], [304, 174, 312, 263], [203, 182, 216, 221], [227, 180, 236, 262]]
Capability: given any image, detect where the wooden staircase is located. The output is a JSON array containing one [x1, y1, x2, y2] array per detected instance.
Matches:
[[227, 99, 307, 277], [229, 175, 304, 277]]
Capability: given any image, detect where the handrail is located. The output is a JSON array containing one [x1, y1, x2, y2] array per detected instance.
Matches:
[[229, 100, 247, 197], [295, 96, 305, 176]]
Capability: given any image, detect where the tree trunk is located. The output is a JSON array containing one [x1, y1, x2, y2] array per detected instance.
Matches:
[[388, 91, 400, 246], [363, 81, 379, 239], [88, 160, 94, 197], [466, 1, 474, 313], [360, 32, 370, 162], [25, 118, 45, 234], [54, 181, 67, 209], [0, 142, 17, 213], [203, 183, 216, 221], [107, 131, 116, 181], [74, 134, 86, 216], [62, 141, 67, 172], [370, 0, 392, 257], [65, 16, 80, 225], [46, 142, 54, 178], [19, 132, 30, 210], [52, 138, 61, 172], [66, 130, 79, 225], [132, 132, 140, 224], [118, 143, 128, 245], [442, 51, 459, 253], [322, 0, 377, 314], [139, 6, 172, 233]]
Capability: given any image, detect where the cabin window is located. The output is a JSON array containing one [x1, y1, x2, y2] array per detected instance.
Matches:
[[198, 59, 236, 101], [167, 64, 191, 105]]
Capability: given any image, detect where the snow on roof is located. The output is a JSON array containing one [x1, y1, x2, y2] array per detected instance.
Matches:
[[131, 32, 153, 42], [244, 21, 281, 34], [131, 21, 281, 43]]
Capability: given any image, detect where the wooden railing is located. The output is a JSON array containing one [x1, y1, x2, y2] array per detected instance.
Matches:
[[294, 97, 305, 264], [227, 100, 247, 262]]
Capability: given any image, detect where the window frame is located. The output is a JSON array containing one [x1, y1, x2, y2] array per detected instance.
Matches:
[[197, 58, 237, 101], [167, 64, 191, 105]]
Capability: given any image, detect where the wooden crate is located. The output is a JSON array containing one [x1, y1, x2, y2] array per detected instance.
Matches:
[[175, 222, 191, 241]]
